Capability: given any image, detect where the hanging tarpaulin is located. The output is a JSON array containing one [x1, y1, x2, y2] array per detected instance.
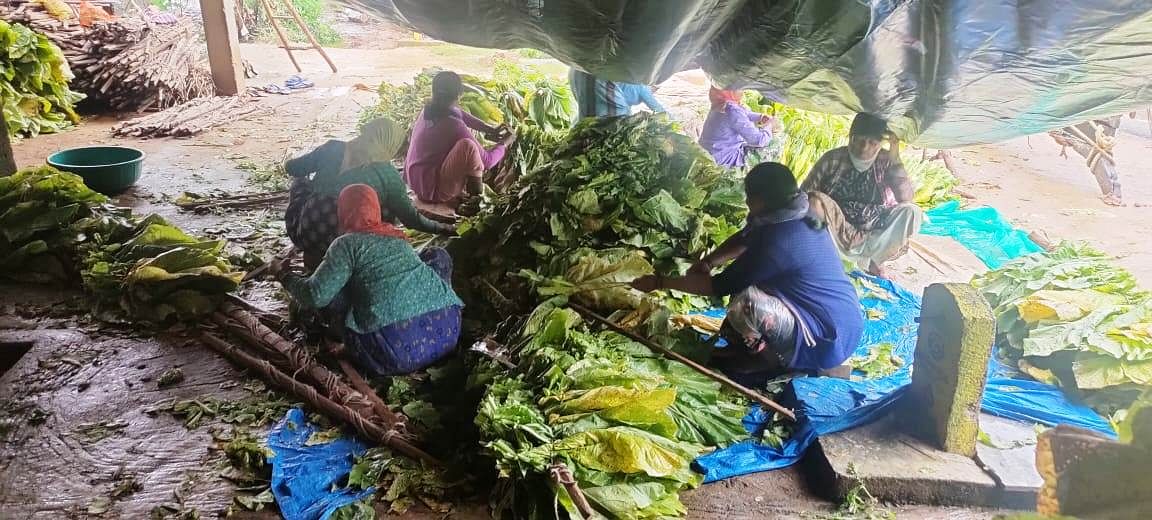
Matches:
[[342, 0, 1152, 147]]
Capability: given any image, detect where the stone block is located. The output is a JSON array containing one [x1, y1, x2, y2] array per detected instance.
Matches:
[[904, 283, 995, 456]]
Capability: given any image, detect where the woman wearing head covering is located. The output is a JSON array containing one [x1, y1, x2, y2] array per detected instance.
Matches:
[[284, 117, 453, 269], [404, 71, 515, 206], [271, 184, 463, 376], [698, 87, 782, 169], [631, 162, 862, 385]]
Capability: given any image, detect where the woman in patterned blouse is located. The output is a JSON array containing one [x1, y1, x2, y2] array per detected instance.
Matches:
[[270, 184, 463, 376], [801, 113, 923, 278]]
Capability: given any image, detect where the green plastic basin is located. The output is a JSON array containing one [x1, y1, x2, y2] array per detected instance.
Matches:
[[47, 146, 144, 195]]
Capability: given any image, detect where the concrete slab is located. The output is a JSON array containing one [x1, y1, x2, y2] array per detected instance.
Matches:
[[976, 414, 1042, 509], [807, 413, 1001, 507]]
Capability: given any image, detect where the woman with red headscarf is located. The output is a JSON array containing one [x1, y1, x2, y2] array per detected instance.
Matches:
[[270, 184, 463, 376], [698, 87, 782, 169]]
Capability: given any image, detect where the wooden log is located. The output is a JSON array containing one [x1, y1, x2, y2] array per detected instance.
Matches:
[[199, 332, 440, 465], [215, 302, 411, 433]]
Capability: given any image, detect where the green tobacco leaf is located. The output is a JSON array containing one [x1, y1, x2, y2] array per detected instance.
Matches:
[[234, 488, 275, 511], [633, 190, 690, 232], [1116, 389, 1152, 447], [563, 250, 653, 311], [550, 386, 679, 438], [552, 427, 704, 484], [850, 342, 905, 378], [582, 482, 686, 520], [566, 189, 601, 215], [330, 498, 376, 520], [1073, 353, 1152, 390]]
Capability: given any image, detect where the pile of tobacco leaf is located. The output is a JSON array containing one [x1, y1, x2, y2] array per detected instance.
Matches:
[[973, 243, 1152, 418], [451, 112, 746, 322], [434, 112, 766, 519], [1, 20, 83, 137], [475, 306, 752, 519], [0, 166, 242, 322]]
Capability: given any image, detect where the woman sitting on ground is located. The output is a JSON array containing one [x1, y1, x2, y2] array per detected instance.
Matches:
[[270, 184, 463, 376], [404, 70, 515, 206], [284, 117, 453, 270], [630, 162, 863, 385], [698, 87, 782, 170]]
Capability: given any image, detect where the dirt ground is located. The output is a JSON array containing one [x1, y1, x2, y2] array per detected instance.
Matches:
[[4, 39, 1146, 519]]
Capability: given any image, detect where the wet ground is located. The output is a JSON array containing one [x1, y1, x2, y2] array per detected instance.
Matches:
[[3, 39, 1146, 519]]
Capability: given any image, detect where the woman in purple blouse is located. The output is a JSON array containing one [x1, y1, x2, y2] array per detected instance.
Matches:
[[698, 88, 782, 169]]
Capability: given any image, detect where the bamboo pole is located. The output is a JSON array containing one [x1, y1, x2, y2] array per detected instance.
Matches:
[[276, 0, 337, 73], [569, 303, 797, 421], [256, 0, 301, 73], [199, 332, 439, 465]]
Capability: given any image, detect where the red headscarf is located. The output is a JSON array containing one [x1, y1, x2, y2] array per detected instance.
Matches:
[[337, 184, 408, 240], [709, 87, 742, 111]]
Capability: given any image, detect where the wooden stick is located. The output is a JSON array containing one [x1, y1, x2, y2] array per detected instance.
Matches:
[[199, 332, 439, 465], [240, 245, 297, 283], [568, 303, 796, 421], [549, 463, 595, 518], [336, 355, 408, 433]]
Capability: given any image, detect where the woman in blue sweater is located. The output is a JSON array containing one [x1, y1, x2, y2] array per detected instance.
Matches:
[[631, 162, 863, 385]]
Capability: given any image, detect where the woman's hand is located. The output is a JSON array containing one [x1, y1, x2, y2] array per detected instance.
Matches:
[[887, 134, 901, 161], [689, 259, 713, 275], [500, 129, 517, 147], [486, 124, 511, 142], [266, 257, 290, 279], [631, 275, 661, 293]]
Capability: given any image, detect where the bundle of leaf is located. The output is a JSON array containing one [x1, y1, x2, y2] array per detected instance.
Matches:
[[743, 92, 849, 180], [82, 215, 243, 322], [476, 307, 750, 520], [453, 113, 746, 320], [0, 166, 107, 282], [904, 154, 960, 208], [358, 59, 573, 137], [0, 20, 83, 137], [973, 243, 1151, 417]]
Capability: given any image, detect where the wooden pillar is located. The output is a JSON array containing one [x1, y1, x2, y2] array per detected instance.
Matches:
[[0, 110, 16, 177], [199, 0, 245, 95]]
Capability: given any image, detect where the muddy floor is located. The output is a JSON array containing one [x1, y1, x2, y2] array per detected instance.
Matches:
[[3, 38, 1144, 519]]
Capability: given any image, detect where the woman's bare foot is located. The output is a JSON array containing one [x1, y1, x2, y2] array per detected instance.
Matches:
[[867, 261, 891, 279], [1101, 194, 1124, 207]]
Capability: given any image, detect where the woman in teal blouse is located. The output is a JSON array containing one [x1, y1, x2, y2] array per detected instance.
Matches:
[[284, 117, 453, 269], [271, 184, 463, 375]]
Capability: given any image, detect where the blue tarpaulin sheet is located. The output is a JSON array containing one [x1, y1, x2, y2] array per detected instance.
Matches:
[[267, 409, 375, 520], [694, 203, 1114, 482], [920, 201, 1044, 269]]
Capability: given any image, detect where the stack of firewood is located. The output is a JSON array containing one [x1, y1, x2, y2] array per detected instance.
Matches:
[[0, 1, 215, 111]]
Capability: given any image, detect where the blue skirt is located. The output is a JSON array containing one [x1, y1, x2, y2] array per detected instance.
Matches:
[[342, 248, 460, 376]]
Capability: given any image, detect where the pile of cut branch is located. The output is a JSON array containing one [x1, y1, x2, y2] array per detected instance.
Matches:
[[112, 96, 261, 138], [0, 2, 214, 111]]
